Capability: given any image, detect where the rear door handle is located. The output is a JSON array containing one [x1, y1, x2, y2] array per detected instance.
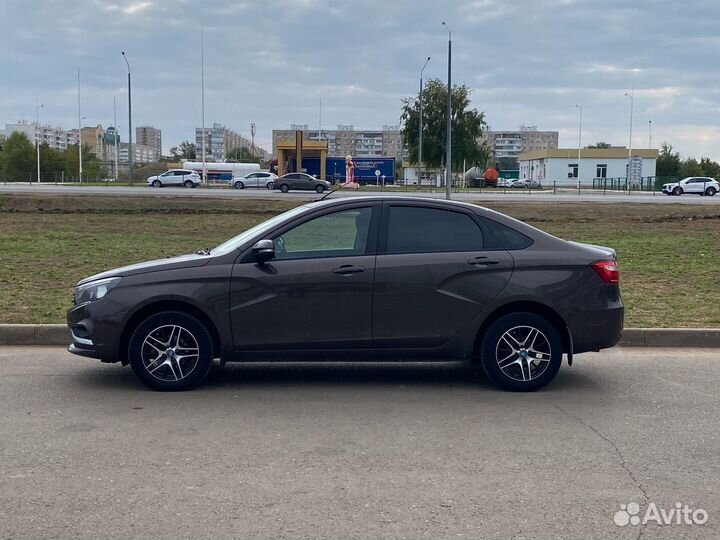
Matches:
[[468, 256, 501, 266], [332, 265, 366, 275]]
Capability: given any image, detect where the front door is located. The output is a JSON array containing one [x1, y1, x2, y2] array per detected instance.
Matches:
[[230, 204, 379, 350], [372, 204, 513, 349]]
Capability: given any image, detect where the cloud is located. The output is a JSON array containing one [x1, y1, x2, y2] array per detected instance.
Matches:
[[1, 0, 719, 160]]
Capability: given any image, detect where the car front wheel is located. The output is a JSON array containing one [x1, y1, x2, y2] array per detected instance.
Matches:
[[673, 187, 683, 196], [128, 311, 214, 391], [266, 181, 274, 190], [479, 312, 563, 392], [152, 180, 162, 188]]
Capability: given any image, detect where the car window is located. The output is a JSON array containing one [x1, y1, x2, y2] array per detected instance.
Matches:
[[273, 207, 373, 260], [481, 218, 534, 250], [175, 171, 186, 176], [385, 206, 483, 253], [161, 172, 172, 177]]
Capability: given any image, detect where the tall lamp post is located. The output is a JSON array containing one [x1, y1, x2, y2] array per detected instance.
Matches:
[[418, 56, 430, 189], [575, 104, 583, 183], [35, 101, 44, 183], [624, 90, 634, 159], [442, 21, 452, 200], [77, 68, 83, 184], [648, 119, 652, 148], [122, 51, 133, 186]]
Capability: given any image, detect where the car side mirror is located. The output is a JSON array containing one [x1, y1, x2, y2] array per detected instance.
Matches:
[[252, 239, 275, 263]]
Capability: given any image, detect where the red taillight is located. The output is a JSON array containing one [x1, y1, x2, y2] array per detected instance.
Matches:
[[591, 260, 620, 284]]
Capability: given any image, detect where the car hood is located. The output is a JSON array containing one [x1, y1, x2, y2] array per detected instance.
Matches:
[[147, 175, 158, 181], [77, 253, 211, 285], [567, 241, 617, 260]]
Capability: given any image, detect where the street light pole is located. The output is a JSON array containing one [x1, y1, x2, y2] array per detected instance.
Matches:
[[122, 51, 133, 186], [114, 96, 119, 182], [575, 104, 583, 182], [77, 68, 83, 184], [624, 90, 634, 159], [35, 101, 43, 183], [418, 56, 430, 189], [648, 119, 652, 148], [442, 21, 452, 200], [201, 29, 207, 184]]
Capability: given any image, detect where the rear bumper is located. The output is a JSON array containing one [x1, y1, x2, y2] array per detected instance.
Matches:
[[560, 284, 624, 354]]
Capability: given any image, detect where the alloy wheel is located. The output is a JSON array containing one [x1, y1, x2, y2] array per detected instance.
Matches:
[[495, 325, 552, 382], [141, 325, 200, 382]]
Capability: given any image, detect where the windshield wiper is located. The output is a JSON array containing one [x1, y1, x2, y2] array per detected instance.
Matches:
[[196, 247, 212, 256]]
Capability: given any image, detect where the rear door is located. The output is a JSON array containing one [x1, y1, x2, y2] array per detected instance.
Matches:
[[372, 203, 513, 348]]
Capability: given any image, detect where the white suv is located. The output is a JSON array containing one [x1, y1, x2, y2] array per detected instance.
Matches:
[[147, 169, 201, 188], [662, 177, 718, 196]]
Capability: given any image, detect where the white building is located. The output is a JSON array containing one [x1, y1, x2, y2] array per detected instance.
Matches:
[[118, 142, 157, 164], [518, 148, 659, 185], [4, 121, 78, 150]]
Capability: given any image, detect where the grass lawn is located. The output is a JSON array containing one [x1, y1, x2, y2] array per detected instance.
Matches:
[[1, 194, 718, 327]]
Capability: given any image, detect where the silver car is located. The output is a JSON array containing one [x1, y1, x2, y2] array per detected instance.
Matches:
[[233, 172, 277, 190], [147, 169, 201, 188]]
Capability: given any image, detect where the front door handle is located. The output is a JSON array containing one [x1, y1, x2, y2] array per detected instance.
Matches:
[[332, 265, 366, 275], [468, 256, 501, 266]]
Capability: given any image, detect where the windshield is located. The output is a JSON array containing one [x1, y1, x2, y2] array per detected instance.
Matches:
[[211, 204, 311, 255]]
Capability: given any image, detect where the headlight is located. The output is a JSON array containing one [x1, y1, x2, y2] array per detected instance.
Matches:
[[74, 277, 121, 305]]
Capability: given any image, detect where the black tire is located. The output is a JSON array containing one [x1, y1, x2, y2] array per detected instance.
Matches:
[[479, 312, 563, 392], [234, 181, 245, 189], [279, 184, 289, 193], [673, 187, 682, 196], [183, 180, 193, 189], [152, 180, 162, 188], [315, 185, 325, 193], [266, 181, 274, 190], [128, 311, 214, 391], [706, 187, 717, 197]]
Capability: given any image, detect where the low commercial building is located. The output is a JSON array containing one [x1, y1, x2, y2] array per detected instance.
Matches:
[[518, 148, 659, 185], [272, 125, 407, 160]]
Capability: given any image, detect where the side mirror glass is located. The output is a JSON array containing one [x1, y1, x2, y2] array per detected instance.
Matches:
[[252, 239, 275, 262]]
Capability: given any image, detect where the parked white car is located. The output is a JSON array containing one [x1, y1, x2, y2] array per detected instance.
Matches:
[[147, 169, 201, 188], [511, 179, 542, 189], [662, 177, 718, 196], [232, 172, 277, 190]]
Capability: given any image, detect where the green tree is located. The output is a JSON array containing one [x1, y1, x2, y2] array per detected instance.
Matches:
[[586, 142, 611, 149], [1, 132, 35, 181], [680, 157, 704, 178], [401, 79, 490, 169], [227, 146, 261, 164], [170, 140, 196, 160], [699, 157, 720, 179], [656, 143, 681, 178], [38, 143, 67, 181]]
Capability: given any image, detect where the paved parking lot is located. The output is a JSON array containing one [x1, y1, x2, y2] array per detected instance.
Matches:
[[1, 347, 719, 539]]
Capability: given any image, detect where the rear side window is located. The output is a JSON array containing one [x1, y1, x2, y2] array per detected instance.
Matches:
[[481, 218, 534, 250], [385, 206, 483, 253]]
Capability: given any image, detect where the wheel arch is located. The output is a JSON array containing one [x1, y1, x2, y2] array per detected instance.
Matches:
[[118, 299, 222, 365], [473, 301, 572, 360]]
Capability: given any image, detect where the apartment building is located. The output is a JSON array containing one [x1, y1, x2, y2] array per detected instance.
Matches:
[[272, 125, 407, 160], [483, 125, 559, 160], [4, 121, 78, 150], [195, 123, 267, 161], [135, 126, 162, 157]]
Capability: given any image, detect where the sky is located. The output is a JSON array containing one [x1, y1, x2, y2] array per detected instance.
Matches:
[[1, 0, 719, 160]]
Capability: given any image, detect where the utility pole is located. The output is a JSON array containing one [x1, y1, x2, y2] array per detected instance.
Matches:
[[114, 97, 119, 182], [77, 68, 83, 184], [122, 52, 133, 185], [35, 100, 43, 183], [576, 104, 583, 182], [419, 56, 430, 189], [442, 21, 452, 200], [201, 29, 207, 184]]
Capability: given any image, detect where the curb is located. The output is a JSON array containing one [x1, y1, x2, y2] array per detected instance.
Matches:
[[1, 324, 720, 348]]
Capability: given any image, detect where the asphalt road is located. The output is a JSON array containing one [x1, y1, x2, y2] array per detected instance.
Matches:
[[2, 183, 720, 204], [2, 347, 719, 539]]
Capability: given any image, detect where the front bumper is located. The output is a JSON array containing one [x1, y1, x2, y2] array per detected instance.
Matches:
[[67, 300, 122, 363]]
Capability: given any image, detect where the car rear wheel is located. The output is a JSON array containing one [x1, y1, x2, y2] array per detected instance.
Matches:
[[183, 180, 193, 189], [706, 187, 717, 196], [128, 311, 213, 391], [234, 181, 245, 189], [279, 184, 289, 193], [315, 185, 325, 193], [673, 187, 683, 196], [266, 181, 274, 190], [479, 312, 563, 392], [152, 180, 162, 188]]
